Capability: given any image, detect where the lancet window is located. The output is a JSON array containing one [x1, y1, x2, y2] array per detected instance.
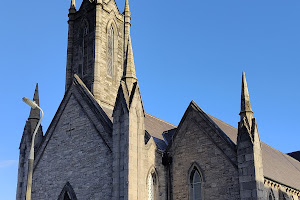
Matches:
[[82, 24, 88, 76], [147, 173, 154, 200], [190, 167, 202, 200], [57, 182, 77, 200], [107, 25, 114, 77]]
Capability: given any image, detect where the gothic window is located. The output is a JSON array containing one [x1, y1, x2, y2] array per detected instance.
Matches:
[[64, 192, 71, 200], [107, 25, 114, 77], [58, 182, 77, 200], [82, 23, 89, 76], [147, 173, 155, 200], [190, 167, 202, 200], [147, 170, 158, 200]]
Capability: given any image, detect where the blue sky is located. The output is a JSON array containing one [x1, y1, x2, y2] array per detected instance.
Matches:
[[1, 0, 300, 199]]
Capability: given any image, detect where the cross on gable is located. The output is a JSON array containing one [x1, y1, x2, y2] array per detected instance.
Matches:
[[66, 119, 75, 137]]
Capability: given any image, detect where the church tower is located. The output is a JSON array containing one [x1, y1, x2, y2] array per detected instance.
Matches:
[[65, 0, 127, 109]]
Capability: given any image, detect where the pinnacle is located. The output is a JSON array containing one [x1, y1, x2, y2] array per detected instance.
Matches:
[[29, 83, 40, 120], [122, 36, 137, 94], [70, 0, 76, 9], [125, 0, 130, 13], [239, 72, 253, 121]]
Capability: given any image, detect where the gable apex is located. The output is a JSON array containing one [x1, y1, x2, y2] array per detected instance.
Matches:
[[34, 75, 114, 171], [167, 100, 236, 152]]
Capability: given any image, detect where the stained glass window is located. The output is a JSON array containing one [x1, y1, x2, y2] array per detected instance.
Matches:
[[107, 25, 114, 77]]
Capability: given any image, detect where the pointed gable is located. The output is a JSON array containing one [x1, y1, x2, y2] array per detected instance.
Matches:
[[31, 76, 113, 199], [35, 75, 113, 168]]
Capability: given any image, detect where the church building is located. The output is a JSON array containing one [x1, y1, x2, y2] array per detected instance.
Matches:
[[16, 0, 300, 199]]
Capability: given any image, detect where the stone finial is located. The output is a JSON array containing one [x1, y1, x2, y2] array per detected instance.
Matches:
[[70, 0, 76, 9], [239, 72, 253, 121], [122, 36, 137, 94], [69, 0, 76, 13], [124, 0, 130, 13], [28, 83, 40, 121]]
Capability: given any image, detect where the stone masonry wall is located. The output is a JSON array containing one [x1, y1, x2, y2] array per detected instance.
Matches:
[[31, 93, 112, 200], [170, 107, 240, 200]]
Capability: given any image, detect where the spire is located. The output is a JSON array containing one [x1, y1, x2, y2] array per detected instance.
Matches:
[[239, 72, 253, 121], [122, 36, 137, 94], [124, 0, 131, 53], [28, 83, 40, 121], [124, 0, 130, 13]]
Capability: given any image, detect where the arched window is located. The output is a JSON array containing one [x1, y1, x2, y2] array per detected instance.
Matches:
[[58, 182, 77, 200], [147, 173, 154, 200], [82, 23, 88, 76], [107, 25, 114, 77], [78, 22, 89, 77], [64, 192, 71, 200], [190, 167, 202, 200]]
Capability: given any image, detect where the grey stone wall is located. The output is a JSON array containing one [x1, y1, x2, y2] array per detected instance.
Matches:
[[169, 105, 240, 200], [31, 93, 112, 200]]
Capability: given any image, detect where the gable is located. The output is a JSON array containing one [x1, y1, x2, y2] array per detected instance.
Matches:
[[170, 101, 240, 199], [103, 0, 122, 16], [170, 101, 237, 164], [78, 0, 96, 12], [35, 76, 113, 169], [31, 90, 113, 199]]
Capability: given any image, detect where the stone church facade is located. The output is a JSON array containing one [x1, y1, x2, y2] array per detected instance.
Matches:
[[16, 0, 300, 199]]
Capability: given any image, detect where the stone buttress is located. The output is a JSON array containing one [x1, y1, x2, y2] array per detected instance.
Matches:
[[112, 30, 146, 199]]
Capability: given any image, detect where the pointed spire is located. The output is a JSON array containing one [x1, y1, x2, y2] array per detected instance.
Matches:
[[124, 0, 130, 13], [122, 36, 137, 94], [28, 83, 40, 121], [239, 72, 253, 121]]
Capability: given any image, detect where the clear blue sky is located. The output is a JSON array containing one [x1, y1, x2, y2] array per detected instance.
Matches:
[[1, 0, 299, 199]]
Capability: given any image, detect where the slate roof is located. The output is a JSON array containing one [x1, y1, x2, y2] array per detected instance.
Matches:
[[207, 112, 300, 191], [76, 77, 300, 191], [288, 151, 300, 162], [101, 106, 176, 142]]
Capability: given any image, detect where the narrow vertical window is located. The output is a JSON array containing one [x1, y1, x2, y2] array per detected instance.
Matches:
[[64, 192, 71, 200], [190, 168, 202, 200], [107, 25, 114, 77], [147, 173, 154, 200], [82, 25, 88, 76], [268, 192, 274, 200], [58, 182, 77, 200]]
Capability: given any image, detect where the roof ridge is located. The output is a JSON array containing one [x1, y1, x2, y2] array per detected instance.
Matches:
[[145, 113, 176, 127]]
